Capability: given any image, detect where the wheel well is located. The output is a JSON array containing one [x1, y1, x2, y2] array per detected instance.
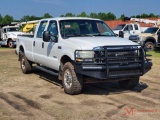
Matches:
[[61, 55, 72, 66], [145, 38, 156, 45], [18, 46, 24, 61], [58, 55, 72, 80], [7, 38, 12, 45], [19, 46, 24, 53]]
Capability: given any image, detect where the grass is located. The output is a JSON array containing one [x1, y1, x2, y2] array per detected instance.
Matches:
[[147, 50, 160, 58], [0, 46, 13, 50]]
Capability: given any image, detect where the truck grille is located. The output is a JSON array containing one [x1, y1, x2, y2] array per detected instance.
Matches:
[[105, 46, 144, 77]]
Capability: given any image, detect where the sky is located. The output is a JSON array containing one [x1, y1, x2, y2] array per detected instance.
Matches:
[[0, 0, 160, 20]]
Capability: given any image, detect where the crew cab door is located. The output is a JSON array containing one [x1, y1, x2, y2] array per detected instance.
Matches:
[[33, 20, 48, 64], [123, 24, 134, 38], [42, 20, 59, 70], [134, 24, 141, 35]]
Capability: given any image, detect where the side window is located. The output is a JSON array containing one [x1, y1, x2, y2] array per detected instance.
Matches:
[[3, 28, 7, 33], [124, 25, 128, 31], [129, 25, 133, 30], [134, 24, 139, 30], [47, 21, 58, 35], [36, 21, 47, 38]]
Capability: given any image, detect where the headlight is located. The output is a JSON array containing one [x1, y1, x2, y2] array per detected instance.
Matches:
[[76, 51, 94, 58]]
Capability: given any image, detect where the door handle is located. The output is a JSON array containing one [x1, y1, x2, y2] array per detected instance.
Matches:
[[42, 42, 44, 48], [33, 41, 35, 46]]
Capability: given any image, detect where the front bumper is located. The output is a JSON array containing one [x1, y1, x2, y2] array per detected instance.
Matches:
[[74, 46, 152, 80], [74, 62, 152, 80]]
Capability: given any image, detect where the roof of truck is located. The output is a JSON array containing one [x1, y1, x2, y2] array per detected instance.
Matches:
[[40, 17, 102, 21]]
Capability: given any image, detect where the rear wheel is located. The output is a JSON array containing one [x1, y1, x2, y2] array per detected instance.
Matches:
[[20, 51, 32, 74], [144, 41, 155, 51], [118, 77, 139, 89], [62, 62, 83, 95]]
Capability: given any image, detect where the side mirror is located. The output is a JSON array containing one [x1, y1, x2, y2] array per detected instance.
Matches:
[[43, 31, 58, 42], [43, 31, 50, 42], [119, 31, 124, 38]]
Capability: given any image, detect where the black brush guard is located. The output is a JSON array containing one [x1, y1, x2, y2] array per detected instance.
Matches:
[[74, 45, 152, 80]]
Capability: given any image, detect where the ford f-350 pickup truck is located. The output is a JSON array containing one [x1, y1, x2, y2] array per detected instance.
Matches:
[[16, 17, 152, 95]]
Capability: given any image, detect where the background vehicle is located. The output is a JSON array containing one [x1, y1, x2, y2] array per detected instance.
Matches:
[[115, 17, 160, 39], [113, 23, 148, 38], [0, 24, 22, 48], [16, 17, 152, 95], [129, 27, 160, 50]]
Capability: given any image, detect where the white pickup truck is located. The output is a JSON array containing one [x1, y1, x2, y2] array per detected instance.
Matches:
[[113, 23, 148, 39], [16, 17, 152, 95]]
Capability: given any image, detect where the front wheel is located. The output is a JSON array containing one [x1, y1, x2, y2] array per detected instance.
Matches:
[[118, 77, 139, 89], [62, 62, 83, 95], [144, 42, 155, 51], [8, 40, 15, 48]]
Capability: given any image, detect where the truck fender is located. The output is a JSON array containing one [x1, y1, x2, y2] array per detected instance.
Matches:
[[145, 36, 156, 45]]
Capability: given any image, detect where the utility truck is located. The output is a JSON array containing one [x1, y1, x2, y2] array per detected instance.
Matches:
[[0, 24, 22, 48], [16, 17, 152, 95]]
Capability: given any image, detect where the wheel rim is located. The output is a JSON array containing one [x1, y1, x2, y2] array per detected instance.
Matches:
[[21, 58, 25, 70], [9, 42, 12, 47], [64, 69, 72, 89], [146, 43, 154, 50]]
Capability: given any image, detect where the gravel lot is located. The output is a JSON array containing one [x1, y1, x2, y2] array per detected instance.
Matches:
[[0, 49, 159, 120]]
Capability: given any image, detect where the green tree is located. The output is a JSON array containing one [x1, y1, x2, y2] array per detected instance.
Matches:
[[20, 15, 41, 22], [106, 12, 116, 20], [89, 12, 98, 18], [1, 15, 14, 24], [43, 13, 53, 18], [97, 12, 106, 20], [77, 12, 88, 17], [0, 14, 3, 24], [119, 14, 125, 20], [148, 13, 156, 17]]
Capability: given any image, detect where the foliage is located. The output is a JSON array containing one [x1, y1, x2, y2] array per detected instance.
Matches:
[[0, 14, 14, 24], [0, 12, 159, 24]]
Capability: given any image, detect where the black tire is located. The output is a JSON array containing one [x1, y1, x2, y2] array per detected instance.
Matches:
[[62, 62, 83, 95], [118, 77, 139, 89], [144, 42, 155, 51], [8, 40, 15, 48], [20, 51, 32, 74]]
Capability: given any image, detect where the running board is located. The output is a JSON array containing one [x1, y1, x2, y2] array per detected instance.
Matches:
[[35, 65, 58, 76]]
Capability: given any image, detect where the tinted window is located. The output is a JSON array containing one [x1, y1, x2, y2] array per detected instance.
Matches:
[[60, 19, 115, 38], [37, 21, 47, 38], [144, 27, 159, 34], [113, 24, 126, 30], [47, 21, 58, 35], [134, 24, 139, 30]]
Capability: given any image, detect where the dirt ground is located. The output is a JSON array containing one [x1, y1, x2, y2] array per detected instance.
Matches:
[[0, 49, 160, 120]]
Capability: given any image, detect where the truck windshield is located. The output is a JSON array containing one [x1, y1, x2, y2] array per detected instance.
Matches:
[[113, 24, 126, 30], [60, 19, 115, 38], [7, 27, 20, 32], [144, 27, 158, 34]]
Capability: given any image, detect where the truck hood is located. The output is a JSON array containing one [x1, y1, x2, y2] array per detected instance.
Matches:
[[138, 33, 153, 37], [7, 32, 24, 36], [67, 36, 138, 50]]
